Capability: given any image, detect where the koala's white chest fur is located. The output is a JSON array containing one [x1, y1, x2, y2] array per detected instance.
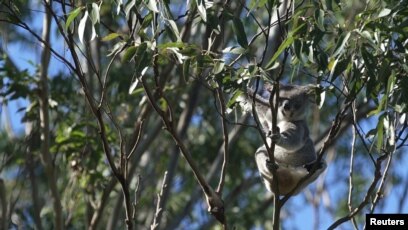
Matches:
[[272, 120, 317, 167]]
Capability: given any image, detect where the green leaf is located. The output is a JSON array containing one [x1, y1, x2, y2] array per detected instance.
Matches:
[[135, 43, 151, 73], [265, 36, 294, 69], [90, 3, 100, 24], [125, 0, 136, 19], [123, 46, 137, 62], [213, 61, 225, 75], [368, 71, 395, 117], [315, 9, 325, 31], [383, 114, 395, 147], [158, 42, 185, 49], [159, 97, 168, 112], [115, 0, 123, 15], [108, 41, 126, 56], [65, 7, 83, 30], [101, 33, 121, 41], [378, 8, 391, 18], [183, 58, 191, 82], [166, 20, 181, 42], [248, 0, 268, 12], [331, 56, 351, 80], [196, 0, 207, 22], [265, 24, 305, 69], [227, 90, 243, 108], [128, 79, 139, 95], [318, 90, 326, 109], [232, 17, 248, 48], [145, 0, 159, 13], [78, 11, 88, 44], [136, 42, 148, 57], [333, 31, 351, 57], [376, 114, 384, 152], [222, 46, 246, 55], [141, 12, 153, 28], [166, 47, 185, 63]]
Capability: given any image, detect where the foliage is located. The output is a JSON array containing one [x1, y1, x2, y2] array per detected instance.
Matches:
[[0, 0, 407, 229]]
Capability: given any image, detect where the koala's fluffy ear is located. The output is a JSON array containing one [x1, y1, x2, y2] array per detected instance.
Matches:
[[263, 82, 291, 91], [301, 84, 324, 105], [301, 84, 317, 95]]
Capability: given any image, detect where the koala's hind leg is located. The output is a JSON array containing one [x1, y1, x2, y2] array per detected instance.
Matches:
[[255, 145, 327, 195], [255, 146, 276, 193]]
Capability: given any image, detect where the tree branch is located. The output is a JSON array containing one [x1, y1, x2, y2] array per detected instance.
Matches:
[[38, 1, 63, 229], [327, 154, 388, 230], [141, 75, 226, 222], [215, 88, 229, 195], [150, 171, 169, 230]]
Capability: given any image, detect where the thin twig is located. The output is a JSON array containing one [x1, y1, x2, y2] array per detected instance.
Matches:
[[132, 175, 141, 219], [150, 171, 169, 230], [370, 149, 394, 213], [348, 99, 358, 229], [327, 155, 387, 230], [38, 1, 64, 229], [128, 120, 144, 160], [215, 89, 229, 195], [140, 67, 225, 225]]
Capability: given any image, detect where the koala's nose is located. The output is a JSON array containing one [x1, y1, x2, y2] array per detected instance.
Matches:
[[283, 101, 291, 110]]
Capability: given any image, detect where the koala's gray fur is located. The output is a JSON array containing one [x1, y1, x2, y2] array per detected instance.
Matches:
[[239, 84, 326, 195]]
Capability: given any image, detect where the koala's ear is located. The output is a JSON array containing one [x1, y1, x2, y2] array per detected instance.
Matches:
[[263, 82, 289, 93], [302, 84, 325, 105], [302, 84, 318, 96], [263, 82, 275, 92]]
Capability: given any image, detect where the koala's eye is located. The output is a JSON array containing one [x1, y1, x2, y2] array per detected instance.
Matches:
[[294, 104, 300, 109], [278, 97, 289, 106], [293, 101, 301, 109]]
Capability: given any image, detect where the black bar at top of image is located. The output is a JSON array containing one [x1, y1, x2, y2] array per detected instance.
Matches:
[[366, 214, 407, 230]]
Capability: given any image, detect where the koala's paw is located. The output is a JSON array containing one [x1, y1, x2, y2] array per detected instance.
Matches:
[[269, 132, 281, 143], [266, 159, 279, 171], [304, 161, 325, 172]]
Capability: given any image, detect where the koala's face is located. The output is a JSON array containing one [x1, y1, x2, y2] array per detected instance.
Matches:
[[277, 86, 309, 121]]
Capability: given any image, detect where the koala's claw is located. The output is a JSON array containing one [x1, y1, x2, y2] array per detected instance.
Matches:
[[304, 161, 324, 172], [270, 133, 281, 142], [266, 160, 279, 171]]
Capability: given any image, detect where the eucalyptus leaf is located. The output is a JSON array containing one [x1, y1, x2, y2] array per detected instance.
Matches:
[[227, 90, 243, 108], [65, 7, 83, 31], [183, 58, 191, 82], [196, 0, 207, 22], [213, 61, 225, 75], [376, 114, 384, 152], [145, 0, 159, 13], [128, 79, 139, 95], [102, 33, 121, 41], [90, 3, 100, 24], [123, 46, 137, 62], [378, 8, 391, 18], [78, 11, 88, 44], [167, 20, 181, 41], [232, 18, 248, 48], [265, 36, 294, 69], [124, 0, 136, 19], [333, 32, 351, 57]]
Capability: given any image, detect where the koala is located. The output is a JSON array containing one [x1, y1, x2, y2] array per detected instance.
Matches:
[[239, 84, 326, 196]]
